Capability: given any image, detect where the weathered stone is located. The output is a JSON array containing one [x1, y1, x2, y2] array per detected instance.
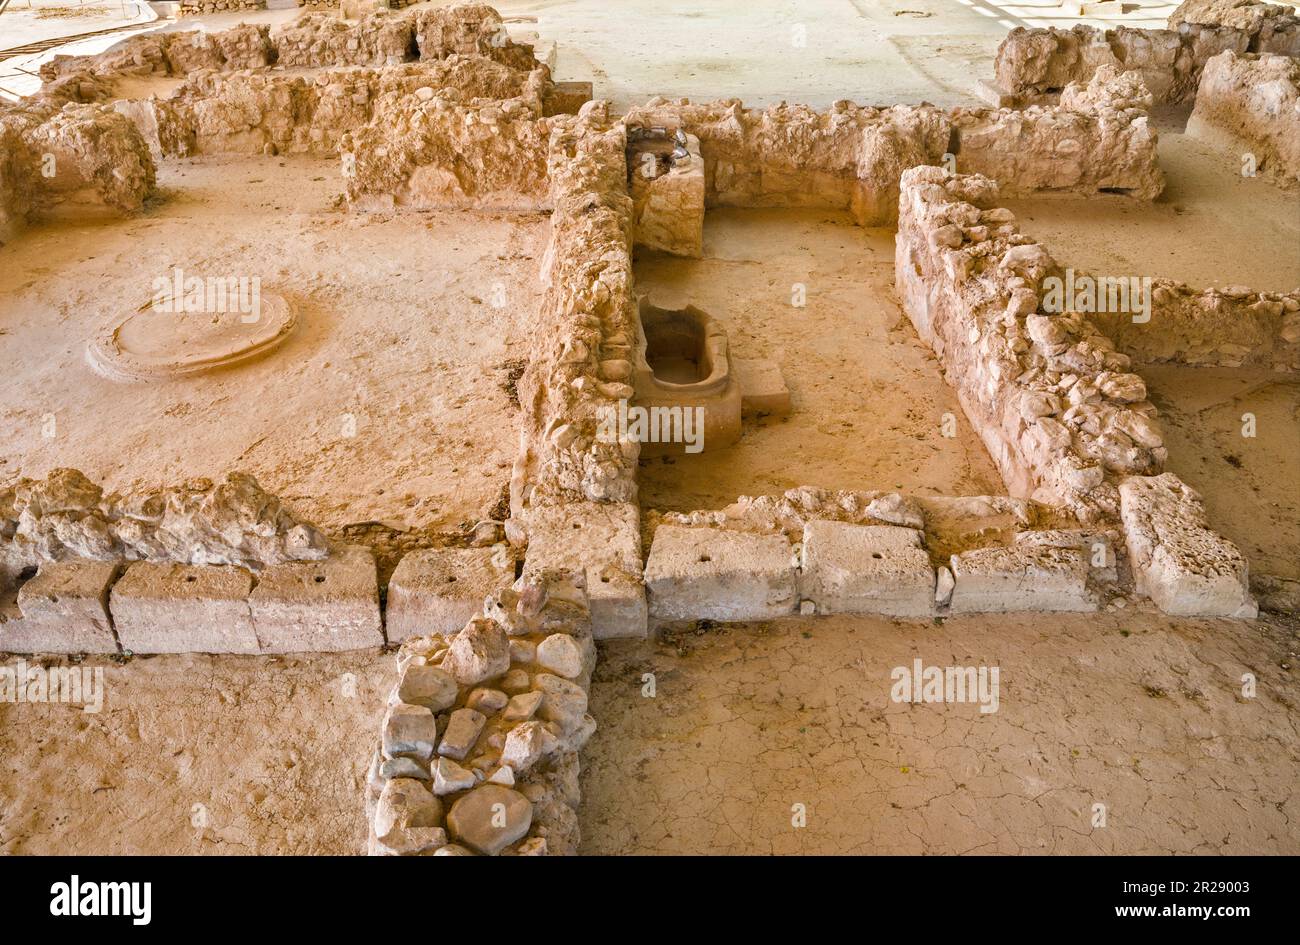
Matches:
[[502, 690, 543, 721], [644, 525, 798, 621], [432, 756, 477, 796], [536, 632, 586, 678], [440, 617, 511, 685], [466, 687, 509, 714], [250, 544, 382, 652], [445, 783, 533, 855], [397, 663, 459, 712], [799, 520, 935, 616], [501, 719, 548, 772], [383, 702, 438, 761], [110, 562, 259, 654], [374, 777, 442, 841], [1119, 473, 1256, 616], [948, 545, 1096, 613], [438, 707, 487, 761], [533, 673, 588, 733], [386, 546, 513, 641]]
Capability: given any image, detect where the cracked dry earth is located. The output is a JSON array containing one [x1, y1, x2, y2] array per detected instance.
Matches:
[[579, 610, 1300, 855], [2, 609, 1297, 854], [0, 652, 393, 855]]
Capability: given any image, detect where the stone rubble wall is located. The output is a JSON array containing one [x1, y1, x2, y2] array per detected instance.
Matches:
[[623, 98, 953, 226], [992, 21, 1297, 105], [1091, 279, 1300, 370], [367, 571, 596, 855], [341, 75, 553, 209], [510, 102, 640, 508], [0, 98, 155, 241], [1169, 0, 1298, 33], [1186, 51, 1300, 184], [178, 0, 265, 16], [37, 5, 533, 82], [952, 66, 1164, 199], [895, 166, 1168, 524], [0, 468, 329, 592], [39, 24, 278, 83], [623, 81, 1162, 225], [134, 58, 545, 158]]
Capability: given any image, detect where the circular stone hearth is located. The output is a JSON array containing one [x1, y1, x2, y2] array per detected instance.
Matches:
[[86, 291, 297, 382]]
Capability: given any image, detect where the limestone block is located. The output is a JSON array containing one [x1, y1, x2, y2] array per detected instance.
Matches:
[[1118, 474, 1255, 616], [250, 544, 382, 652], [520, 502, 646, 639], [948, 545, 1095, 613], [734, 357, 792, 418], [799, 520, 935, 617], [386, 546, 513, 641], [585, 563, 649, 640], [111, 562, 259, 653], [645, 525, 798, 621], [0, 561, 121, 654]]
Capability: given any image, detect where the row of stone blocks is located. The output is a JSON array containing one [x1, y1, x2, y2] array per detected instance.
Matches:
[[0, 545, 383, 655], [643, 520, 1102, 621]]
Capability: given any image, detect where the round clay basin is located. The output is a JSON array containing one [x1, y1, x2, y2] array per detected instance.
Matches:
[[87, 291, 296, 382]]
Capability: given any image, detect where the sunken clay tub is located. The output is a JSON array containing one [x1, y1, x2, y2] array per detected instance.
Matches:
[[86, 291, 297, 382], [632, 298, 742, 453]]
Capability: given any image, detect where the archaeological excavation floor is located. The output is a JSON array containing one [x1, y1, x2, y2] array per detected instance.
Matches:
[[5, 606, 1295, 855], [635, 209, 1004, 511], [0, 155, 545, 537], [581, 610, 1300, 855]]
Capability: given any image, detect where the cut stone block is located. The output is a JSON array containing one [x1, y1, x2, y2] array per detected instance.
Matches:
[[645, 525, 798, 621], [1119, 473, 1256, 617], [386, 546, 513, 642], [734, 358, 792, 418], [799, 520, 934, 617], [948, 545, 1095, 613], [250, 544, 383, 652], [111, 562, 259, 654], [585, 563, 649, 640], [520, 501, 646, 639], [0, 561, 121, 654]]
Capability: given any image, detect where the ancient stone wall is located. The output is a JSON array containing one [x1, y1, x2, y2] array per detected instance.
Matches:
[[367, 571, 595, 855], [623, 98, 952, 226], [1187, 51, 1300, 184], [178, 0, 265, 16], [952, 67, 1164, 199], [134, 58, 544, 158], [341, 75, 553, 209], [991, 21, 1297, 105], [895, 166, 1166, 523], [0, 469, 328, 591], [37, 5, 533, 81], [0, 99, 155, 238], [1091, 280, 1300, 370], [509, 103, 639, 508]]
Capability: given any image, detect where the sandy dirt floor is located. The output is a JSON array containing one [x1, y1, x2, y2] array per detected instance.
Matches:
[[580, 609, 1300, 855], [1002, 131, 1300, 294], [0, 155, 545, 537], [0, 649, 393, 854], [634, 208, 1005, 511], [1140, 365, 1300, 584], [5, 608, 1294, 856]]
